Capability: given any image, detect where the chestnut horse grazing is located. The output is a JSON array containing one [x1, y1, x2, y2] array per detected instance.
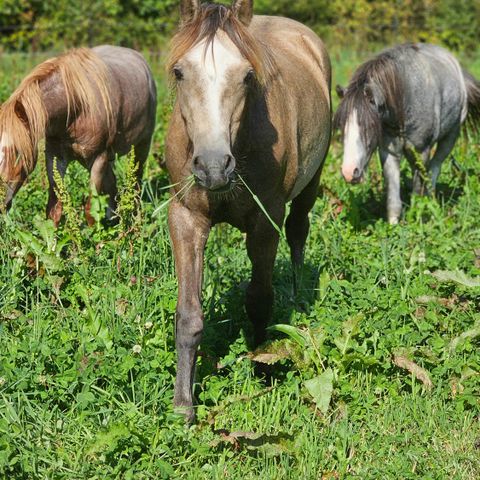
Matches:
[[166, 0, 331, 422], [0, 46, 157, 224]]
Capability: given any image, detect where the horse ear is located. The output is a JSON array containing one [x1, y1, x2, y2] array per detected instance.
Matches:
[[180, 0, 201, 24], [231, 0, 253, 26], [336, 85, 346, 98]]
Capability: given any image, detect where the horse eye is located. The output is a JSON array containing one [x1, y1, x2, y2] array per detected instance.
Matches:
[[244, 69, 255, 84], [173, 67, 183, 81]]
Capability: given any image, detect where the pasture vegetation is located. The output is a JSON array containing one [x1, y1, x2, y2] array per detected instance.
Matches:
[[0, 49, 480, 479]]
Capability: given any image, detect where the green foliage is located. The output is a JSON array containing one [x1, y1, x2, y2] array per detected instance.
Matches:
[[0, 0, 178, 50], [117, 147, 141, 234], [53, 157, 82, 250], [0, 50, 480, 479], [0, 0, 479, 53]]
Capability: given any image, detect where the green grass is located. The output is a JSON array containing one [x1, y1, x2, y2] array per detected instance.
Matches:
[[1, 49, 480, 479]]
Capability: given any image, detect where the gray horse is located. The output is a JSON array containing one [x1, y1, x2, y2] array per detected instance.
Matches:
[[335, 43, 480, 224]]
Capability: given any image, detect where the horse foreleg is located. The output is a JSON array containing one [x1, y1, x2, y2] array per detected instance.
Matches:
[[380, 149, 402, 224], [285, 167, 321, 296], [87, 153, 117, 225], [45, 147, 67, 227], [169, 199, 210, 423], [246, 204, 284, 346]]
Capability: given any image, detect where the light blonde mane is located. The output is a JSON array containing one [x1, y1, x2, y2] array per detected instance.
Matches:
[[0, 48, 113, 174]]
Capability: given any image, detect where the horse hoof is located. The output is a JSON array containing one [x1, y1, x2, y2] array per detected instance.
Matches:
[[174, 404, 196, 424]]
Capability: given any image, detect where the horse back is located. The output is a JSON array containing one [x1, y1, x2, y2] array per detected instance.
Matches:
[[92, 46, 157, 153], [398, 44, 467, 146], [248, 16, 331, 200]]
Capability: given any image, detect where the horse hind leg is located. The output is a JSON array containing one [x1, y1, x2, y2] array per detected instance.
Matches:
[[86, 152, 117, 225], [428, 128, 460, 192], [133, 139, 151, 187], [285, 167, 322, 295]]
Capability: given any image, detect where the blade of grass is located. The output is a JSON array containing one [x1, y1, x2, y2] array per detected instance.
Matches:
[[237, 173, 284, 237], [152, 176, 195, 217]]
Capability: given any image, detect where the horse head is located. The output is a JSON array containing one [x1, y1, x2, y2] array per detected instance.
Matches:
[[169, 1, 264, 193]]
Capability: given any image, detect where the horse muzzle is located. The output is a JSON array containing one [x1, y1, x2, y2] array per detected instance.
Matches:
[[342, 165, 364, 184], [192, 151, 236, 192]]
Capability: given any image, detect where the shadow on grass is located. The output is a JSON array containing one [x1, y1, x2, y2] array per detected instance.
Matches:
[[197, 256, 320, 379], [343, 172, 467, 230], [210, 428, 295, 452]]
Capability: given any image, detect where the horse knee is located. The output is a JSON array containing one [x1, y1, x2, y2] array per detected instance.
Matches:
[[175, 308, 204, 350]]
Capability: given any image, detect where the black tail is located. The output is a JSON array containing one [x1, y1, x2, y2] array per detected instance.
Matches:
[[463, 69, 480, 132]]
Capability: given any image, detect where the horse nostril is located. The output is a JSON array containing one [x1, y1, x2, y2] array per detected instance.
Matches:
[[224, 154, 235, 174], [193, 156, 200, 168], [353, 168, 360, 178]]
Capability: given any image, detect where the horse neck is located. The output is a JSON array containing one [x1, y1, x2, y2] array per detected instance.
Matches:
[[38, 73, 71, 137]]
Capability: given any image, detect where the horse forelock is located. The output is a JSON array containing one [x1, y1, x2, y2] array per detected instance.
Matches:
[[167, 3, 273, 84], [334, 49, 406, 147], [334, 87, 382, 150]]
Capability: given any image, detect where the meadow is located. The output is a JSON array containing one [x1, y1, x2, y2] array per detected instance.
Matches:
[[0, 47, 479, 479]]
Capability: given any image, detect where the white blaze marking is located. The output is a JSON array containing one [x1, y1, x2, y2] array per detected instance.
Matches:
[[185, 34, 245, 143], [341, 109, 367, 182]]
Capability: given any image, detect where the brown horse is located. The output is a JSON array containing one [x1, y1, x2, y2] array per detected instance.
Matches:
[[0, 45, 157, 224], [165, 0, 331, 422]]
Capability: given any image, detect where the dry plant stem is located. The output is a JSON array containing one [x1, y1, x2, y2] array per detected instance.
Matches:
[[393, 355, 433, 390]]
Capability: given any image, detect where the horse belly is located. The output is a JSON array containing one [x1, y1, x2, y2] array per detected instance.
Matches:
[[288, 140, 328, 201]]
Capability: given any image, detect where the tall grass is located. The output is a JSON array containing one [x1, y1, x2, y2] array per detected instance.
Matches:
[[0, 51, 479, 479]]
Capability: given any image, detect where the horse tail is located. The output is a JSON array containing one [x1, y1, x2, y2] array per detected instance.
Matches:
[[463, 69, 480, 132], [56, 48, 113, 132]]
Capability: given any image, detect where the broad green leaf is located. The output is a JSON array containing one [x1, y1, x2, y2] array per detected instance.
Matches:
[[268, 324, 307, 347], [317, 270, 331, 302], [87, 424, 130, 455], [76, 391, 95, 407], [335, 313, 364, 354], [449, 320, 480, 352], [304, 368, 334, 414]]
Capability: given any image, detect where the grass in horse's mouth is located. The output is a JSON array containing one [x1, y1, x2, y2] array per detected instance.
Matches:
[[152, 175, 195, 216], [237, 173, 284, 237]]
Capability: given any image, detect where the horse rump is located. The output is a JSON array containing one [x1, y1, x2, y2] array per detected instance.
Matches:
[[463, 69, 480, 132]]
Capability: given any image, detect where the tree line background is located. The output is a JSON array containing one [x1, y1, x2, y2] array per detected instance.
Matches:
[[0, 0, 478, 54]]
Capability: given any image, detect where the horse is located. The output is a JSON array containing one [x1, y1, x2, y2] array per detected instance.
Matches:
[[165, 0, 331, 422], [0, 45, 157, 225], [334, 43, 480, 224]]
